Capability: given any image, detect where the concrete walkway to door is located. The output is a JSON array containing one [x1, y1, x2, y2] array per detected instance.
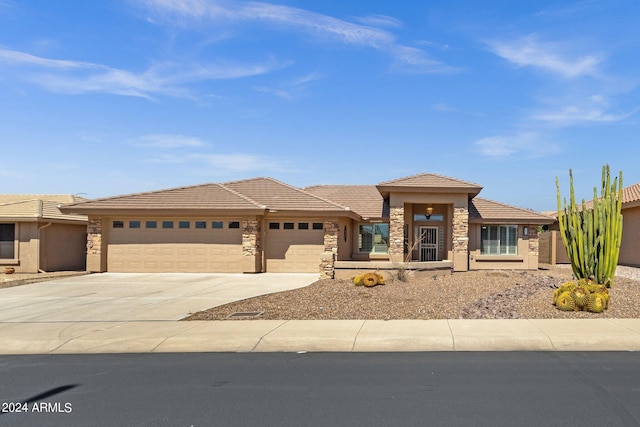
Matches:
[[0, 273, 319, 322]]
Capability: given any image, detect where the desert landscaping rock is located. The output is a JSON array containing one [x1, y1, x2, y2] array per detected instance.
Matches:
[[185, 266, 640, 321]]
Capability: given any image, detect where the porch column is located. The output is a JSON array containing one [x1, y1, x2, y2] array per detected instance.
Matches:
[[86, 217, 105, 272], [452, 207, 469, 271], [527, 224, 540, 270], [388, 205, 405, 262], [320, 220, 338, 279], [242, 219, 262, 273]]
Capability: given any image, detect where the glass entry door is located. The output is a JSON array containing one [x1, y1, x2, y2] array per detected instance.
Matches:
[[419, 226, 438, 261]]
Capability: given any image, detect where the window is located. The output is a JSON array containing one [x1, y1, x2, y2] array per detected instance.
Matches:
[[113, 220, 124, 228], [413, 214, 444, 222], [212, 221, 223, 229], [229, 221, 240, 229], [298, 223, 309, 230], [129, 221, 141, 229], [283, 222, 294, 230], [312, 222, 323, 230], [162, 221, 174, 229], [481, 225, 518, 255], [358, 223, 389, 254], [269, 222, 280, 230], [195, 221, 206, 229], [146, 221, 157, 229], [179, 221, 190, 229], [0, 224, 15, 259]]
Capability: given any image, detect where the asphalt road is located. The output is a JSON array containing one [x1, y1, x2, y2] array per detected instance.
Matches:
[[1, 352, 640, 427]]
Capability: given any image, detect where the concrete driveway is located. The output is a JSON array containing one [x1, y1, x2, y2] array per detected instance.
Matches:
[[0, 273, 318, 322]]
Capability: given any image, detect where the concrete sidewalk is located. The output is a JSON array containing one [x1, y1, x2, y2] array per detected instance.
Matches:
[[1, 318, 640, 354]]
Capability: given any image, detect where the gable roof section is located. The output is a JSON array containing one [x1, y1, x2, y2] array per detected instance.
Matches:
[[377, 173, 483, 197], [61, 178, 355, 216], [622, 183, 640, 206], [223, 177, 351, 212], [61, 183, 265, 214], [470, 198, 555, 224], [0, 197, 87, 222], [304, 185, 387, 219]]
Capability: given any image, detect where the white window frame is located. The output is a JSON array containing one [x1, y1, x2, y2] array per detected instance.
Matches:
[[481, 225, 518, 255]]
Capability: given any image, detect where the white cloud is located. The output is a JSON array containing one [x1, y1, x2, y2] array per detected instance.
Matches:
[[0, 49, 284, 98], [530, 95, 634, 126], [487, 34, 601, 78], [139, 0, 456, 74], [475, 133, 560, 159], [353, 14, 403, 29], [131, 134, 207, 148]]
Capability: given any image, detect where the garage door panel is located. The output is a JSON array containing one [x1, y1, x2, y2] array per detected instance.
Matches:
[[265, 225, 324, 273], [107, 225, 243, 273]]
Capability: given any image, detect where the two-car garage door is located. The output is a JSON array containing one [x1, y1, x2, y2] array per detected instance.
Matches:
[[106, 218, 325, 273], [107, 219, 243, 273]]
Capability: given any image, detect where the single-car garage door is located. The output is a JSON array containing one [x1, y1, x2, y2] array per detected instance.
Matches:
[[265, 221, 324, 273], [107, 219, 243, 273]]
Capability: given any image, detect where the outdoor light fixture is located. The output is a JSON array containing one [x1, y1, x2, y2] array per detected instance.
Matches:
[[523, 226, 529, 236], [425, 206, 434, 219]]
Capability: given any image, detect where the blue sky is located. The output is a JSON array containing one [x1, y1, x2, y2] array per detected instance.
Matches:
[[1, 0, 639, 212]]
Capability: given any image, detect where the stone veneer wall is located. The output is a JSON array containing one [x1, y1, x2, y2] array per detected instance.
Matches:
[[87, 218, 102, 257], [528, 225, 539, 256], [242, 219, 261, 273], [453, 207, 469, 270], [388, 206, 405, 262], [242, 220, 261, 256], [320, 220, 338, 279]]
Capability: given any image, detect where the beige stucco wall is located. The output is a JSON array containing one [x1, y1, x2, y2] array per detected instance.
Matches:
[[620, 205, 640, 267], [13, 222, 38, 273], [469, 224, 539, 270], [41, 223, 86, 271]]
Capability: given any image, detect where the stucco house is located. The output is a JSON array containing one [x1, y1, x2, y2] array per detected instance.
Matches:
[[0, 195, 88, 273], [540, 182, 640, 268], [61, 173, 554, 278]]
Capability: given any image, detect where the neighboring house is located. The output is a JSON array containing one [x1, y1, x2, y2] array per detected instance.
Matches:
[[0, 195, 88, 273], [61, 174, 554, 278], [540, 182, 640, 268]]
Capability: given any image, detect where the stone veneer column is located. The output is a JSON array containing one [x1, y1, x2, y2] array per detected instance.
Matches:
[[86, 217, 104, 272], [452, 207, 469, 271], [242, 219, 261, 273], [319, 220, 338, 279], [528, 225, 539, 256], [388, 206, 405, 262]]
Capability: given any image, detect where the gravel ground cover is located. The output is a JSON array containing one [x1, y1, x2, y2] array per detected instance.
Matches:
[[185, 265, 640, 320]]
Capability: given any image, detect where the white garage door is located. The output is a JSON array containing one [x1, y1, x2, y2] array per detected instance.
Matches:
[[107, 219, 243, 273], [265, 221, 324, 273]]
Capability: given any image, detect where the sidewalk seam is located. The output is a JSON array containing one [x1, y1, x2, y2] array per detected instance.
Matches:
[[251, 320, 290, 352], [351, 320, 367, 352], [446, 320, 456, 351], [527, 319, 558, 351], [150, 322, 206, 353]]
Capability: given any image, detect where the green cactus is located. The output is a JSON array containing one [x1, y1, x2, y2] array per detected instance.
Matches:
[[556, 165, 623, 288], [555, 291, 577, 311], [571, 287, 589, 309], [587, 293, 606, 313]]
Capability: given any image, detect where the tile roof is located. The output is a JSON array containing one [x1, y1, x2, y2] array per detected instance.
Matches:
[[470, 198, 555, 224], [62, 178, 352, 214], [304, 185, 388, 218], [622, 183, 640, 205], [223, 177, 350, 212], [62, 183, 264, 212], [379, 173, 482, 188], [0, 197, 87, 222], [377, 173, 482, 195]]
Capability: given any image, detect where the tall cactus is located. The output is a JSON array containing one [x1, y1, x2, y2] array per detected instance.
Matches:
[[556, 165, 623, 287]]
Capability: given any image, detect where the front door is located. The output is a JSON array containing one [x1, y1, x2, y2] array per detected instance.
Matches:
[[419, 226, 438, 261]]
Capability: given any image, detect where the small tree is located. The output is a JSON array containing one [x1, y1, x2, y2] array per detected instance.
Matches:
[[555, 165, 623, 287]]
